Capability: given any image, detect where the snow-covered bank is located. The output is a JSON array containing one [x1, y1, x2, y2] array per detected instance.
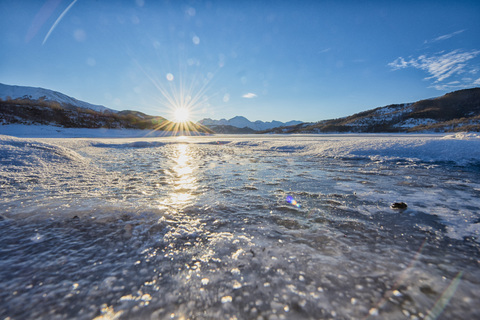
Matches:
[[0, 124, 207, 138]]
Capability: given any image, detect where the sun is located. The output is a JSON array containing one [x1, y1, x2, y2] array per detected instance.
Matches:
[[173, 107, 190, 123]]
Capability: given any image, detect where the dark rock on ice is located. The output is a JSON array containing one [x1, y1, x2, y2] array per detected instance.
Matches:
[[390, 202, 408, 210]]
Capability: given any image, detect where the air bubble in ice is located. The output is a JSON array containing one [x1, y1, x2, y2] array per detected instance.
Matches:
[[231, 268, 240, 275], [369, 308, 379, 316], [232, 280, 242, 289]]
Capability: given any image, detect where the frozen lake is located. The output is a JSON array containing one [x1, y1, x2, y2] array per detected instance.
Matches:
[[1, 133, 480, 319]]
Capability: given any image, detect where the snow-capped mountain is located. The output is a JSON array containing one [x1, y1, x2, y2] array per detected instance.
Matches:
[[0, 83, 114, 113], [0, 83, 213, 134], [198, 116, 302, 131]]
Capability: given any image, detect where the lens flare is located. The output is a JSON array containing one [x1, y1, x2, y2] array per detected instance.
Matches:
[[135, 60, 216, 136], [286, 195, 301, 208]]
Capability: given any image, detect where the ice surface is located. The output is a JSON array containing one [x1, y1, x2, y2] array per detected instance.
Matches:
[[1, 132, 479, 319]]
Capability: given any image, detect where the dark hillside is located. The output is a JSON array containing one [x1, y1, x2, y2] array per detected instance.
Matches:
[[263, 88, 480, 134], [409, 88, 480, 121]]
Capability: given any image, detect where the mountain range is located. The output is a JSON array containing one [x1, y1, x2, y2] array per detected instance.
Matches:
[[1, 83, 479, 134], [198, 116, 302, 132], [262, 88, 480, 134], [0, 83, 212, 134]]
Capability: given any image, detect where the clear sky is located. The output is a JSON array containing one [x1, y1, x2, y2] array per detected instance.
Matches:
[[1, 0, 480, 122]]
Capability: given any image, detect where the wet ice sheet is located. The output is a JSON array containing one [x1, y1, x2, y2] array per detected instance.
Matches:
[[1, 134, 480, 319]]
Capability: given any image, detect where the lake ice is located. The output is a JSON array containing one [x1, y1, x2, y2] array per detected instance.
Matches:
[[1, 133, 480, 319]]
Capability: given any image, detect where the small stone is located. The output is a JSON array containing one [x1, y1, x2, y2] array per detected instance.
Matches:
[[390, 202, 408, 210]]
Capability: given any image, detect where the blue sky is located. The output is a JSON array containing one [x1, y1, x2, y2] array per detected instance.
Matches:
[[1, 0, 479, 122]]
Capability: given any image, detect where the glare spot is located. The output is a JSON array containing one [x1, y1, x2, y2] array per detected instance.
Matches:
[[173, 107, 190, 123], [221, 296, 233, 303], [286, 195, 301, 208], [86, 57, 96, 67], [73, 29, 86, 42], [192, 36, 200, 45], [131, 15, 140, 24], [218, 53, 226, 67], [166, 73, 174, 81], [186, 7, 196, 17]]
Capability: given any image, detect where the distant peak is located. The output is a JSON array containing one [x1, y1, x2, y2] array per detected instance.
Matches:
[[197, 116, 303, 131], [230, 116, 249, 121]]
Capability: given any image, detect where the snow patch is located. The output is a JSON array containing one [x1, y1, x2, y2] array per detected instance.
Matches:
[[394, 118, 437, 128]]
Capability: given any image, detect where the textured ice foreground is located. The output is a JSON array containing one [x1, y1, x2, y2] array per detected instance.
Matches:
[[1, 133, 480, 319]]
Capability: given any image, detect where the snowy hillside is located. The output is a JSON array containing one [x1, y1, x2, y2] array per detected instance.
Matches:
[[266, 88, 480, 133], [198, 116, 302, 131], [0, 83, 114, 113]]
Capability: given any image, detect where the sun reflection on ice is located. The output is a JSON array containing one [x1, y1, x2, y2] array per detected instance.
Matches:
[[161, 143, 198, 210]]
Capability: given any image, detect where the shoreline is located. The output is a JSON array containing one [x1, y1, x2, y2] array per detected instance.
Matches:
[[0, 124, 465, 139]]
